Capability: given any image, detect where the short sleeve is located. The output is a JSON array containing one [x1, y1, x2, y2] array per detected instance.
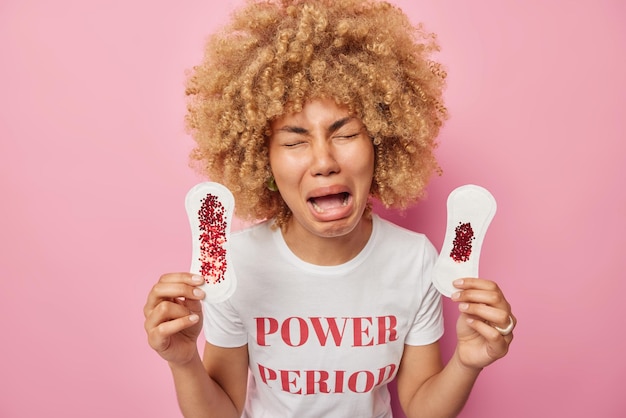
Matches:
[[404, 238, 445, 346], [202, 299, 248, 347]]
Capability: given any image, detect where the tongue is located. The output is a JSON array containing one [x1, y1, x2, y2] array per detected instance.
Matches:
[[312, 194, 345, 211]]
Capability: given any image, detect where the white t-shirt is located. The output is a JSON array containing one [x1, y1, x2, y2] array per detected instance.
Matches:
[[203, 214, 444, 418]]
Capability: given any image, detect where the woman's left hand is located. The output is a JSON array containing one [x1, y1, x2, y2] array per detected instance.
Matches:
[[451, 278, 516, 370]]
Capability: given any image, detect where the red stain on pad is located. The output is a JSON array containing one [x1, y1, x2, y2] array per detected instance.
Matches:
[[198, 194, 228, 283], [450, 222, 475, 263]]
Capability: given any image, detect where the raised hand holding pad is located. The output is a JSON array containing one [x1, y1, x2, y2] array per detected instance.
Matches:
[[185, 182, 237, 304], [432, 184, 497, 297]]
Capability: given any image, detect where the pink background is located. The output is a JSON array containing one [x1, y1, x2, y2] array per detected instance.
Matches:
[[1, 0, 624, 416]]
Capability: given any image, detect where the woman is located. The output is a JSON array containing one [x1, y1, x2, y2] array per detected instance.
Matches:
[[144, 1, 515, 417]]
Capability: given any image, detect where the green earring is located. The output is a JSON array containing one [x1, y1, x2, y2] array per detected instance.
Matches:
[[267, 176, 278, 192]]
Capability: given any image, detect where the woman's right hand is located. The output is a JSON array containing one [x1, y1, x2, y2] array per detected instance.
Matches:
[[143, 273, 206, 365]]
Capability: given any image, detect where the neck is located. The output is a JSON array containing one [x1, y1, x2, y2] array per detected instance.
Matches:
[[281, 215, 373, 266]]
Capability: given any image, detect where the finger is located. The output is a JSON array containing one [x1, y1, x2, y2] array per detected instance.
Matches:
[[147, 313, 201, 352], [144, 300, 195, 331], [452, 282, 510, 311], [158, 272, 204, 285], [464, 317, 511, 354], [144, 275, 205, 317], [453, 277, 500, 292], [459, 302, 515, 330], [453, 290, 509, 312], [178, 297, 203, 318]]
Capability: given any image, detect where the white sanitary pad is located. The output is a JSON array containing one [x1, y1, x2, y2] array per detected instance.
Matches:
[[432, 184, 497, 297], [185, 182, 237, 303]]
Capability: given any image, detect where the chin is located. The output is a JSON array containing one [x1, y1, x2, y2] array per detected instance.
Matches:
[[314, 214, 367, 238]]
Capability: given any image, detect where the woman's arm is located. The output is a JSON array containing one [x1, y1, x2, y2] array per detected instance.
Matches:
[[169, 343, 249, 418], [397, 278, 515, 418], [144, 272, 249, 418], [396, 342, 481, 418]]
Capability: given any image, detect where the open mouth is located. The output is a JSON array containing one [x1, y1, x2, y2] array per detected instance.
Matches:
[[309, 192, 350, 213]]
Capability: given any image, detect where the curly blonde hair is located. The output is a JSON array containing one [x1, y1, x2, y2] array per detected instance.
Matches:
[[185, 0, 447, 226]]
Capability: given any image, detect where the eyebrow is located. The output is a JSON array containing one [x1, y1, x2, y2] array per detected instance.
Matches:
[[277, 116, 354, 135], [328, 116, 353, 133]]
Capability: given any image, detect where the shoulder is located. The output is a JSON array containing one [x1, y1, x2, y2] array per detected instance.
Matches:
[[371, 215, 439, 268], [373, 215, 436, 254], [231, 219, 274, 244], [229, 219, 279, 267]]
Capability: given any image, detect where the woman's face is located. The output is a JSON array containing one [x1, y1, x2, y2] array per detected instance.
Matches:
[[268, 98, 375, 241]]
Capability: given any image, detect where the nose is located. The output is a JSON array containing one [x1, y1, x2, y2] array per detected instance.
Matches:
[[310, 140, 340, 176]]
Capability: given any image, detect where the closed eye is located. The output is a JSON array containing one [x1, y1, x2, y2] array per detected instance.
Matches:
[[333, 132, 361, 141], [283, 140, 306, 148]]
